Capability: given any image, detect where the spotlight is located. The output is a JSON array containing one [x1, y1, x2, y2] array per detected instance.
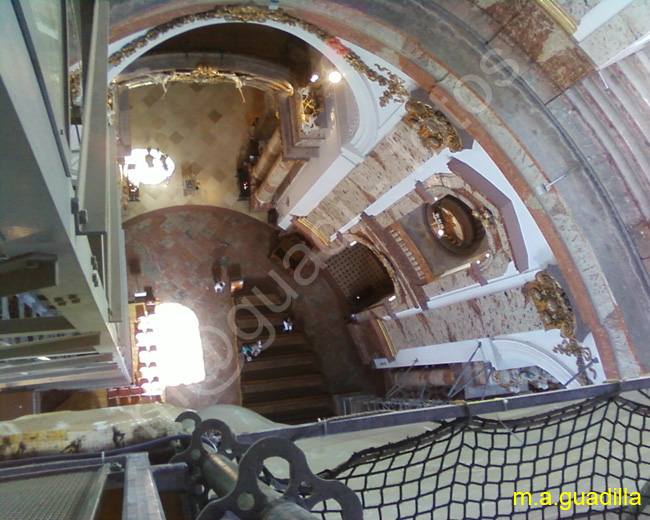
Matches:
[[437, 229, 445, 237], [349, 240, 358, 246], [388, 295, 397, 302], [310, 73, 320, 83], [328, 70, 342, 84]]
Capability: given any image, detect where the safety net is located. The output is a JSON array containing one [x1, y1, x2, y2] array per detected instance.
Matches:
[[312, 390, 650, 519]]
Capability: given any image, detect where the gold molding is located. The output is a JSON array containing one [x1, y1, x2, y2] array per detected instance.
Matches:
[[69, 67, 81, 104], [375, 318, 397, 357], [553, 337, 596, 385], [524, 271, 577, 338], [113, 63, 294, 95], [403, 100, 463, 152], [109, 5, 409, 106], [295, 217, 330, 247], [535, 0, 578, 36]]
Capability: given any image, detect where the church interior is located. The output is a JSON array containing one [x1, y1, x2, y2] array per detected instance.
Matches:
[[1, 1, 649, 518]]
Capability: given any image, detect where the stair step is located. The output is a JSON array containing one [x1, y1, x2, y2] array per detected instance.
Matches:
[[236, 324, 301, 336], [243, 384, 327, 406], [241, 364, 321, 383], [241, 352, 317, 373], [237, 332, 306, 347], [241, 373, 325, 395], [235, 293, 284, 306], [247, 395, 332, 416], [235, 315, 292, 329], [251, 344, 311, 359]]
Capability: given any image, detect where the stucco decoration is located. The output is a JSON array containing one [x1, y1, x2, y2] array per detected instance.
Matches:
[[524, 271, 577, 337], [403, 100, 463, 152], [553, 337, 598, 386], [106, 5, 409, 106], [115, 62, 294, 94]]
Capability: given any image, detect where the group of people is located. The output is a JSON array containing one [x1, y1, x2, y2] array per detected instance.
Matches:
[[239, 317, 294, 362]]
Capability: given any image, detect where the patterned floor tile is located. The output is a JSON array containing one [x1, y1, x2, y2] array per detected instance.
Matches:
[[122, 83, 268, 222], [124, 207, 375, 410]]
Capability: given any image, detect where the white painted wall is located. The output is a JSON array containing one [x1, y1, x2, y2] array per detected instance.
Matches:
[[373, 328, 606, 389], [331, 139, 555, 273]]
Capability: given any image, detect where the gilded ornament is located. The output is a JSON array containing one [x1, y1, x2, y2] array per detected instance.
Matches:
[[69, 68, 82, 104], [553, 337, 596, 385], [114, 62, 293, 97], [108, 5, 408, 106], [403, 100, 462, 152], [524, 271, 577, 337], [493, 367, 558, 392]]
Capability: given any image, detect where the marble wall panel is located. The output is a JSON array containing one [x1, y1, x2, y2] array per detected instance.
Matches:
[[306, 122, 435, 238], [471, 0, 593, 91], [581, 2, 650, 67], [555, 0, 599, 23], [500, 2, 592, 90], [384, 286, 545, 349]]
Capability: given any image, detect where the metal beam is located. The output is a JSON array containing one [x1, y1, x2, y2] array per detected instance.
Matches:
[[0, 353, 113, 376], [0, 364, 119, 389], [76, 0, 109, 235], [0, 253, 57, 297], [238, 377, 650, 444], [0, 316, 75, 338], [107, 124, 124, 322], [0, 332, 99, 361], [123, 452, 166, 520], [36, 375, 129, 391]]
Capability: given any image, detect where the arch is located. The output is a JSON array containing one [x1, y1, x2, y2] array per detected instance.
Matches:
[[108, 1, 647, 378], [107, 12, 386, 155], [373, 331, 603, 390]]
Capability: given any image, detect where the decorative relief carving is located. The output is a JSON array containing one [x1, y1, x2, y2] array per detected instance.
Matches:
[[492, 366, 559, 392], [69, 68, 82, 105], [553, 338, 598, 385], [525, 273, 596, 386], [403, 100, 462, 152], [297, 85, 325, 137], [108, 5, 409, 106], [113, 63, 293, 96], [387, 227, 432, 284], [524, 271, 577, 337]]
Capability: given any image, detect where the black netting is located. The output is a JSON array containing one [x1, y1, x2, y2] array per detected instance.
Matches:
[[312, 392, 650, 519]]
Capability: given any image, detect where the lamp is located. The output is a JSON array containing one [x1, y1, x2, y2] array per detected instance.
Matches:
[[328, 70, 342, 84]]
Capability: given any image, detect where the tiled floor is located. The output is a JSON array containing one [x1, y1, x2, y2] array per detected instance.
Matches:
[[123, 83, 267, 221], [124, 206, 374, 410]]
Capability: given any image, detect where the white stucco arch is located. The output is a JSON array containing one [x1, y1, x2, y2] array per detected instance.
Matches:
[[107, 18, 396, 156], [373, 329, 606, 391]]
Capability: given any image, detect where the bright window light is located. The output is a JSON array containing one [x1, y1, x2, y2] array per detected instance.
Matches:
[[124, 148, 175, 186], [147, 303, 205, 387]]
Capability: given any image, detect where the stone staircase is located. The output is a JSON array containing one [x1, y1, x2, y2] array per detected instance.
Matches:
[[234, 292, 333, 424]]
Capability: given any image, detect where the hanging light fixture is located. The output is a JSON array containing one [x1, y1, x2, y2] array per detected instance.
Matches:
[[328, 70, 342, 84]]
